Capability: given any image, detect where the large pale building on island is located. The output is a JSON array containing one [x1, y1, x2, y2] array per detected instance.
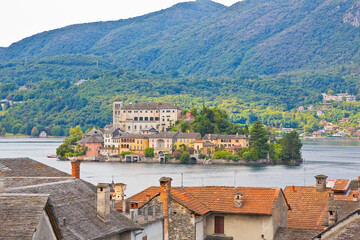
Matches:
[[113, 100, 181, 133]]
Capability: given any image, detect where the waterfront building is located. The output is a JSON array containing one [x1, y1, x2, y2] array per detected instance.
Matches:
[[194, 133, 249, 155], [77, 129, 104, 158], [148, 132, 178, 154], [113, 100, 181, 133], [118, 133, 149, 155], [174, 132, 201, 150]]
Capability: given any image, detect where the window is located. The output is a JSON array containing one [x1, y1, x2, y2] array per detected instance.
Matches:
[[150, 117, 154, 121], [139, 117, 143, 121], [128, 126, 130, 130], [145, 117, 148, 121], [214, 216, 224, 234], [142, 236, 147, 240], [128, 111, 132, 113], [134, 117, 138, 121], [140, 111, 142, 113], [155, 117, 159, 121]]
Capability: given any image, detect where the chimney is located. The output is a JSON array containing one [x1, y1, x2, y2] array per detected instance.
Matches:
[[129, 202, 139, 222], [160, 177, 172, 240], [353, 193, 359, 201], [315, 174, 328, 192], [328, 191, 334, 201], [71, 160, 81, 179], [97, 183, 111, 221], [291, 185, 295, 192], [234, 193, 244, 207], [328, 207, 337, 226]]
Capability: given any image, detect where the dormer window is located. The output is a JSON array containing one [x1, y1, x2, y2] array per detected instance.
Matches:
[[234, 193, 244, 207]]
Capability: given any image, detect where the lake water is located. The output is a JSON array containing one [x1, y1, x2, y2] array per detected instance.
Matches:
[[1, 137, 360, 196]]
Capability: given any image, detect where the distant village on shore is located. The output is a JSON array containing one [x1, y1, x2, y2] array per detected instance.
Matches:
[[72, 100, 252, 164]]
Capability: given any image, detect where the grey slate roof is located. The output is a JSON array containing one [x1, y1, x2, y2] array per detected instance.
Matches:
[[148, 132, 179, 139], [0, 158, 142, 240], [322, 199, 360, 227], [175, 132, 201, 140], [122, 102, 180, 110], [274, 228, 321, 240], [116, 132, 147, 139], [314, 210, 360, 240], [203, 134, 247, 140], [0, 194, 50, 239], [78, 134, 104, 144]]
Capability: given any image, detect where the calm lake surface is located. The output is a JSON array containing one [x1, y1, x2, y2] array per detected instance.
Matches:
[[1, 137, 359, 196]]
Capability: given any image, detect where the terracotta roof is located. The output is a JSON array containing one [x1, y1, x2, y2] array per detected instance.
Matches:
[[284, 186, 329, 230], [127, 186, 286, 216], [332, 179, 350, 192], [122, 102, 180, 110]]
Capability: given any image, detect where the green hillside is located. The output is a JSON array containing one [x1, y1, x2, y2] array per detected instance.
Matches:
[[1, 0, 360, 76]]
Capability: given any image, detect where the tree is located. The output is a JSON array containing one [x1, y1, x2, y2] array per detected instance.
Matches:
[[249, 121, 269, 159], [279, 130, 302, 162], [145, 147, 155, 157], [64, 125, 83, 145], [51, 126, 64, 136], [0, 128, 5, 136], [179, 151, 190, 164], [173, 149, 183, 160], [328, 90, 334, 95], [31, 127, 39, 137]]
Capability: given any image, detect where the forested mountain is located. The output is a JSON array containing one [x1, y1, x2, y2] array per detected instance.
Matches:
[[1, 0, 360, 76]]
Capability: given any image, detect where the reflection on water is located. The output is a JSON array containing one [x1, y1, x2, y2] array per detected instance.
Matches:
[[1, 137, 360, 196]]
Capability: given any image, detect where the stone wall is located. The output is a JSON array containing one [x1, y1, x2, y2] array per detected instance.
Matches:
[[168, 199, 195, 240]]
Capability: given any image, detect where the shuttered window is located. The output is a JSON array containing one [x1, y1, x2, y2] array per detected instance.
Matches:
[[214, 216, 224, 234]]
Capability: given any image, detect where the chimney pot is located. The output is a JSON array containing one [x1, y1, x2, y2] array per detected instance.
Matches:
[[291, 185, 295, 192], [328, 207, 338, 226], [97, 183, 111, 221], [315, 174, 328, 192]]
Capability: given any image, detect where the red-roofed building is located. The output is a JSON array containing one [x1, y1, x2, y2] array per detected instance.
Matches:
[[124, 177, 290, 240]]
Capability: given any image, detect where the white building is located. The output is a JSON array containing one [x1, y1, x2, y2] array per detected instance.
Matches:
[[113, 100, 181, 133]]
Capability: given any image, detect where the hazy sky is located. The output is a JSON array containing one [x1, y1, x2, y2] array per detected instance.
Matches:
[[0, 0, 238, 47]]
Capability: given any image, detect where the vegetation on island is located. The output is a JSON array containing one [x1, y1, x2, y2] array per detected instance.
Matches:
[[56, 126, 88, 160]]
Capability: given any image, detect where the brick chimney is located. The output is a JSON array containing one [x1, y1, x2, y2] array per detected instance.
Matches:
[[97, 183, 111, 221], [328, 207, 337, 226], [315, 174, 327, 192], [129, 202, 139, 222], [160, 177, 172, 240], [71, 160, 81, 179]]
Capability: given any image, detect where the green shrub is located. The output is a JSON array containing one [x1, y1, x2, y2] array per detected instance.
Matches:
[[120, 151, 134, 157], [145, 147, 155, 157], [179, 151, 190, 164]]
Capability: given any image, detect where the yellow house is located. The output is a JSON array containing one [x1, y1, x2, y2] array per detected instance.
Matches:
[[174, 132, 201, 150], [195, 133, 249, 155], [118, 133, 149, 155]]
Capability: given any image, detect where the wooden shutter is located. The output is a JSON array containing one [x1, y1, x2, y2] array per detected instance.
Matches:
[[214, 216, 224, 234]]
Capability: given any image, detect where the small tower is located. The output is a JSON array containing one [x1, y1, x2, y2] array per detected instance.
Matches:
[[113, 99, 124, 127], [315, 174, 327, 192]]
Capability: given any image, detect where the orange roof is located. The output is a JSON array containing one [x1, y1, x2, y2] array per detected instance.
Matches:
[[284, 186, 329, 230], [127, 186, 286, 216], [334, 189, 359, 201], [332, 179, 350, 192]]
